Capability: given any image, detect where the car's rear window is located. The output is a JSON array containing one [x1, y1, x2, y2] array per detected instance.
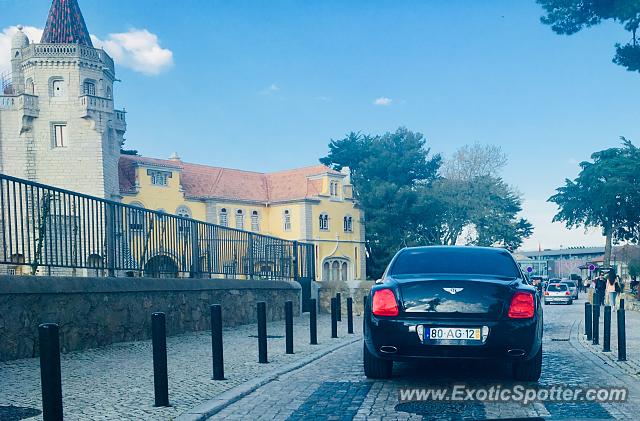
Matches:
[[562, 281, 576, 287], [547, 284, 568, 292], [389, 248, 521, 278]]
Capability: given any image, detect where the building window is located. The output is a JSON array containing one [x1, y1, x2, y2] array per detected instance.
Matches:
[[106, 86, 112, 99], [147, 169, 170, 186], [176, 205, 192, 232], [219, 208, 228, 227], [251, 210, 259, 231], [52, 124, 67, 148], [343, 216, 353, 232], [26, 78, 34, 95], [319, 213, 329, 231], [51, 78, 65, 97], [283, 209, 291, 231], [322, 258, 350, 281], [235, 210, 244, 230], [83, 80, 96, 96], [128, 202, 146, 231], [330, 181, 340, 198]]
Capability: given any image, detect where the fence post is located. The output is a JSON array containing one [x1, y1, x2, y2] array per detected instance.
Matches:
[[292, 241, 299, 281], [39, 323, 63, 421], [210, 304, 224, 380], [257, 302, 268, 363], [347, 297, 354, 334], [592, 304, 600, 345], [618, 299, 626, 361], [285, 300, 294, 354], [336, 292, 342, 322], [603, 305, 611, 352], [331, 297, 338, 338], [105, 202, 116, 277], [190, 221, 201, 278], [585, 302, 592, 340], [310, 298, 318, 345], [151, 312, 169, 407], [248, 234, 255, 280]]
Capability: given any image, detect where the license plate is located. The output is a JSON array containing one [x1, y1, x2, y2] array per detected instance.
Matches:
[[426, 327, 481, 341]]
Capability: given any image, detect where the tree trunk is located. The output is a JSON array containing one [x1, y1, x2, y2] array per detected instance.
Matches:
[[603, 225, 613, 269]]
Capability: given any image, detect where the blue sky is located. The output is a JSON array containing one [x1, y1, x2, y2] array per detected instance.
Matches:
[[2, 0, 639, 250]]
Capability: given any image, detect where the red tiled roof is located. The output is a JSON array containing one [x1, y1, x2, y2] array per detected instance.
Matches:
[[119, 155, 340, 202]]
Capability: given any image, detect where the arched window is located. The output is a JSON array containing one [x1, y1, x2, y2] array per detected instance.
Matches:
[[332, 261, 340, 281], [322, 258, 350, 282], [323, 261, 330, 281], [51, 78, 65, 97], [128, 202, 146, 231], [83, 80, 96, 96], [319, 213, 329, 231], [251, 210, 259, 231], [330, 181, 340, 198], [343, 216, 352, 232], [25, 78, 34, 95], [106, 86, 112, 99], [219, 208, 228, 227], [235, 209, 244, 230], [283, 209, 291, 231], [176, 205, 192, 232], [341, 262, 348, 281]]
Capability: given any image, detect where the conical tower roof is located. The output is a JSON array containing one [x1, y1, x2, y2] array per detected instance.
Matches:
[[40, 0, 93, 47]]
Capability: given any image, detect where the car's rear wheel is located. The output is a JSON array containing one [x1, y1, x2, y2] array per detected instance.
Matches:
[[513, 345, 542, 382], [568, 299, 573, 305], [363, 343, 392, 379], [544, 300, 548, 305]]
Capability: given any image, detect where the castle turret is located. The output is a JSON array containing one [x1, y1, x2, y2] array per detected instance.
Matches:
[[0, 0, 126, 200]]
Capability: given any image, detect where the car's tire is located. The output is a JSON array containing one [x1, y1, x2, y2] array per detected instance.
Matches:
[[544, 300, 548, 305], [513, 345, 542, 382], [363, 343, 392, 379], [568, 300, 573, 305]]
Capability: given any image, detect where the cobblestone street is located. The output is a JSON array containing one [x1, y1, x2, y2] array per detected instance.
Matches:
[[0, 313, 361, 420], [212, 300, 640, 421]]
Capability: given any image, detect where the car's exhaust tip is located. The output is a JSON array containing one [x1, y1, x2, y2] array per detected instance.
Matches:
[[379, 345, 398, 354], [507, 348, 526, 357]]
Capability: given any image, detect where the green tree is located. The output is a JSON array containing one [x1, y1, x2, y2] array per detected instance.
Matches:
[[549, 139, 640, 267], [537, 0, 640, 72], [320, 128, 441, 278]]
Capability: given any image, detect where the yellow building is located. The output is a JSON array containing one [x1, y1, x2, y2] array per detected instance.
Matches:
[[118, 154, 366, 283]]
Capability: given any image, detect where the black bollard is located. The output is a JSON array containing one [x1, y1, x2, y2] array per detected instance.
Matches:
[[336, 292, 342, 321], [310, 298, 318, 345], [585, 302, 592, 340], [592, 304, 600, 345], [618, 301, 627, 362], [347, 297, 354, 334], [603, 305, 611, 352], [39, 323, 63, 421], [257, 301, 268, 363], [285, 301, 294, 354], [210, 304, 224, 380], [331, 297, 338, 338], [151, 312, 169, 407]]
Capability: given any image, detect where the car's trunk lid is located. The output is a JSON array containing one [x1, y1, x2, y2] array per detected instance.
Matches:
[[394, 275, 517, 319]]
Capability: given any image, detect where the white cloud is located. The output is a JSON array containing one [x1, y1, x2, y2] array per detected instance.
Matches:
[[373, 97, 392, 106], [0, 26, 43, 75], [0, 25, 172, 77], [260, 83, 280, 95], [91, 29, 173, 76]]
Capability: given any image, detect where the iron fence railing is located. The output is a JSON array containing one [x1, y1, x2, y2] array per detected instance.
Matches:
[[0, 173, 315, 280]]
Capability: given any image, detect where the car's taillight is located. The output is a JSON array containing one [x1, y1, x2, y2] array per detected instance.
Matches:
[[544, 291, 549, 296], [565, 291, 570, 296], [508, 292, 535, 319], [372, 289, 399, 316]]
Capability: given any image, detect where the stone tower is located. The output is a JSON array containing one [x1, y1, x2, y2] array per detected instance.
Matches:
[[0, 0, 126, 200]]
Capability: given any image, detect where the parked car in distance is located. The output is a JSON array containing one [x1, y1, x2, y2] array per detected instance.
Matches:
[[544, 283, 572, 305], [560, 280, 578, 299], [363, 246, 543, 382]]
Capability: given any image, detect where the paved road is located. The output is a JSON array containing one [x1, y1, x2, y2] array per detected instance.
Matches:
[[212, 300, 640, 420]]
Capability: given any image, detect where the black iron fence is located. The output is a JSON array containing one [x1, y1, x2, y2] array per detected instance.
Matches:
[[0, 173, 315, 281]]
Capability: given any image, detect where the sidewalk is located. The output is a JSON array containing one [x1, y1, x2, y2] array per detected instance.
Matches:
[[0, 313, 362, 421], [576, 299, 640, 378]]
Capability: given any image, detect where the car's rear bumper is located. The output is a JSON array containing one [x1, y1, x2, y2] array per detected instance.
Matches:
[[545, 296, 572, 303], [364, 315, 542, 362]]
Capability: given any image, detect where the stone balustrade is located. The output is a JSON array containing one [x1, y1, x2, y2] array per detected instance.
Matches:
[[0, 94, 39, 117], [79, 94, 113, 117], [22, 43, 115, 74]]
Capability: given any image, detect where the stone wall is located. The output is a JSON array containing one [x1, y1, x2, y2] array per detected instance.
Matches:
[[317, 280, 373, 316], [0, 276, 300, 361]]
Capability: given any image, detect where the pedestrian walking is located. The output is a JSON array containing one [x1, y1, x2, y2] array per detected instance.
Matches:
[[605, 271, 620, 310]]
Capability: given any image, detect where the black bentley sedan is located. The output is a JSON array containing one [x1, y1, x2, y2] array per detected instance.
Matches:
[[363, 246, 543, 381]]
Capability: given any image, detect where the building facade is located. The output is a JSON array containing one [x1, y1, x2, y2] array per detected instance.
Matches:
[[118, 155, 367, 283], [0, 0, 125, 200], [0, 0, 367, 283]]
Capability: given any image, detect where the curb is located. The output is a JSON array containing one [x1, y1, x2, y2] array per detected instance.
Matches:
[[175, 336, 361, 421]]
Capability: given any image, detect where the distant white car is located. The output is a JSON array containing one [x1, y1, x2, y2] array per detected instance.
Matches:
[[560, 280, 579, 299], [544, 283, 572, 305]]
